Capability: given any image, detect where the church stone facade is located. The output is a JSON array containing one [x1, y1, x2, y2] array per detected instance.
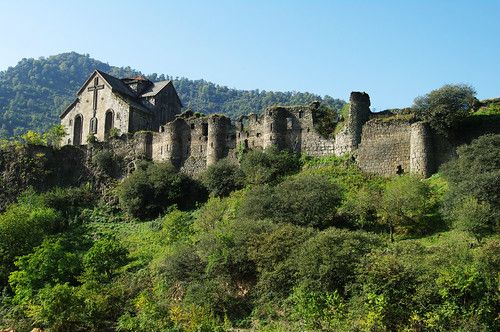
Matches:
[[60, 70, 182, 145], [61, 71, 499, 178]]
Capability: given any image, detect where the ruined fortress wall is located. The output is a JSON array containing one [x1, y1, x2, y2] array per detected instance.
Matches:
[[334, 92, 371, 155], [357, 119, 413, 176], [409, 122, 433, 177]]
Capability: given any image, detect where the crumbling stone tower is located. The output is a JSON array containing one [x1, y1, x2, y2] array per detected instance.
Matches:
[[334, 92, 371, 155], [207, 115, 231, 166], [409, 122, 433, 177]]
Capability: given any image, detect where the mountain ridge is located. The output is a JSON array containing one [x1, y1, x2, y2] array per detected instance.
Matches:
[[0, 52, 345, 138]]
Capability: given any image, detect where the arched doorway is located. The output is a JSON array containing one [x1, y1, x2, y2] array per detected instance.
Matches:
[[73, 115, 83, 145], [104, 110, 114, 136]]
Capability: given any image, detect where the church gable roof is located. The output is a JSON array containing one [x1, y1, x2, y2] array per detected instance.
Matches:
[[63, 70, 182, 118], [140, 80, 183, 107], [140, 80, 171, 97], [76, 70, 136, 98]]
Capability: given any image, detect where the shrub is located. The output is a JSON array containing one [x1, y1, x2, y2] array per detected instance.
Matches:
[[295, 228, 384, 294], [379, 175, 437, 241], [201, 159, 244, 197], [442, 134, 500, 239], [240, 147, 300, 185], [0, 203, 62, 286], [118, 162, 207, 219], [239, 174, 342, 228], [249, 224, 317, 303], [92, 149, 123, 177], [413, 84, 476, 134], [9, 239, 82, 305], [82, 237, 128, 282]]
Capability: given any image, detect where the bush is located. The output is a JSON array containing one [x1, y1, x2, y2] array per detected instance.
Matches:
[[413, 84, 476, 134], [201, 159, 244, 197], [92, 149, 123, 177], [379, 175, 437, 241], [239, 174, 342, 228], [240, 147, 300, 185], [442, 134, 500, 239], [295, 228, 385, 294], [82, 237, 128, 282], [118, 162, 207, 219], [9, 238, 82, 305], [41, 185, 97, 222], [0, 203, 62, 286], [249, 224, 317, 304]]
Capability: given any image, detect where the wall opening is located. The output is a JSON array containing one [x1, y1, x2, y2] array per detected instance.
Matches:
[[104, 110, 114, 136], [73, 115, 83, 145], [202, 123, 208, 136]]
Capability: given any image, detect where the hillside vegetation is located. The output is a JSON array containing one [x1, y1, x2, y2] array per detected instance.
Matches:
[[0, 52, 345, 138], [0, 132, 498, 331]]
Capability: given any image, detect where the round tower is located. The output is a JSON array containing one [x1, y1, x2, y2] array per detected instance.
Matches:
[[165, 118, 184, 168], [207, 115, 229, 165], [263, 107, 287, 149], [410, 122, 433, 177]]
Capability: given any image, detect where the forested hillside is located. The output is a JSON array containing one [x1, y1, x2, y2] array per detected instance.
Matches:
[[0, 52, 345, 137]]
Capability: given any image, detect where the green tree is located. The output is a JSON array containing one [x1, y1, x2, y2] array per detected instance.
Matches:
[[0, 203, 61, 286], [413, 84, 477, 134], [239, 174, 342, 228], [82, 237, 128, 282], [201, 158, 244, 197], [21, 130, 45, 146], [118, 162, 206, 219], [442, 134, 500, 239], [296, 228, 384, 294], [9, 239, 82, 305], [42, 124, 66, 148], [379, 175, 434, 241], [240, 147, 300, 185]]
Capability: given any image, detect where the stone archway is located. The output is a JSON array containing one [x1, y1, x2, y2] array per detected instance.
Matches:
[[73, 114, 83, 145], [105, 110, 114, 136]]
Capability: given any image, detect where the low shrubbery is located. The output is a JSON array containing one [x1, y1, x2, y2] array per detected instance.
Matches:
[[0, 137, 499, 331]]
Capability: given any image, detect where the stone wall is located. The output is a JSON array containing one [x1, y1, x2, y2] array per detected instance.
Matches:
[[357, 119, 413, 176], [334, 92, 371, 155], [91, 91, 500, 179]]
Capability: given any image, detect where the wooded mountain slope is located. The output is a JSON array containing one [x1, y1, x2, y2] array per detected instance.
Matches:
[[0, 52, 345, 137]]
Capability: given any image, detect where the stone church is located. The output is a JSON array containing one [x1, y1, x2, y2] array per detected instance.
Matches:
[[60, 70, 182, 145]]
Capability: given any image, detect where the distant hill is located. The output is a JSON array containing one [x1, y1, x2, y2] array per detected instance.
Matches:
[[0, 52, 345, 138]]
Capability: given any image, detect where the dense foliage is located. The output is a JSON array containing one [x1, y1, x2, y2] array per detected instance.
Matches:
[[0, 133, 498, 331], [0, 52, 345, 138], [413, 84, 478, 134]]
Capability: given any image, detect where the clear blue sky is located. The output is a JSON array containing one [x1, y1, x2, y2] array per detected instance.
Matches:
[[1, 0, 499, 110]]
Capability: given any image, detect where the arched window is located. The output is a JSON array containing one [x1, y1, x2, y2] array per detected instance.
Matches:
[[73, 114, 83, 145], [105, 110, 114, 136], [89, 117, 98, 134]]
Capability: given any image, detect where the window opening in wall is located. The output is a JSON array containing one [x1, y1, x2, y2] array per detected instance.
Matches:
[[160, 146, 163, 155], [286, 117, 293, 129], [299, 111, 304, 118], [191, 123, 195, 130], [396, 165, 404, 175], [307, 127, 310, 133], [202, 123, 208, 136], [256, 133, 261, 137], [69, 119, 72, 126], [210, 142, 214, 148], [200, 146, 203, 152], [89, 117, 98, 134], [270, 123, 273, 131]]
